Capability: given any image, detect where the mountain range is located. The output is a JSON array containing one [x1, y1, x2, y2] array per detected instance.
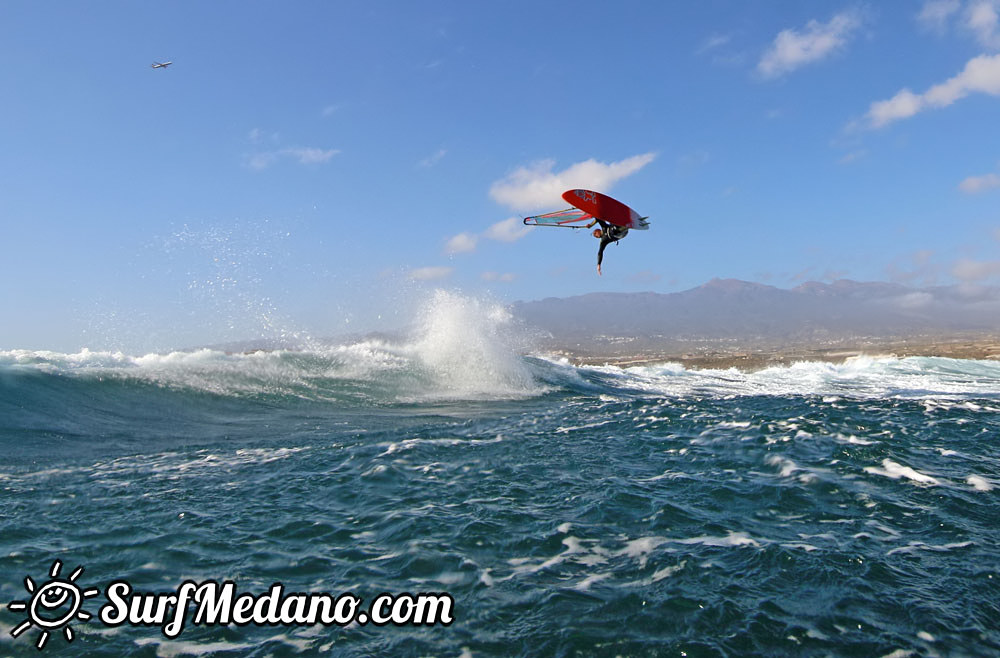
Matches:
[[510, 279, 1000, 356]]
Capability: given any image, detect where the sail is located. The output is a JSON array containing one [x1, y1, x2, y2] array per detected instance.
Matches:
[[522, 208, 593, 228]]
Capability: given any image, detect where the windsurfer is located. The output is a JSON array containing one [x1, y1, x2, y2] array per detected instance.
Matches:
[[587, 219, 629, 275]]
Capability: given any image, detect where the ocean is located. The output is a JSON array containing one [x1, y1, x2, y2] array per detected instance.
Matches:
[[2, 292, 998, 657]]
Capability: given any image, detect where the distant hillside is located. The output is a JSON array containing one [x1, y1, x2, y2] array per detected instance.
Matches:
[[511, 279, 1000, 354]]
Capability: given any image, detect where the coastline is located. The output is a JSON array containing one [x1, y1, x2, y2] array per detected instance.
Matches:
[[544, 335, 1000, 371]]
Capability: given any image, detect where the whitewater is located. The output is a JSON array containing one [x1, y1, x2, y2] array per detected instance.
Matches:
[[1, 291, 999, 656]]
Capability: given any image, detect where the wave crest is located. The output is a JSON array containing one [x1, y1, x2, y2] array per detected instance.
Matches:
[[0, 291, 546, 403]]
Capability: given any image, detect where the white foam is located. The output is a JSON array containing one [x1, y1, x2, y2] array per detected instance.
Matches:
[[8, 336, 1000, 404], [617, 536, 669, 569], [377, 436, 488, 457], [574, 572, 612, 591], [132, 637, 258, 657], [967, 475, 994, 491], [886, 541, 973, 556], [0, 347, 135, 371], [780, 543, 820, 552], [555, 419, 614, 434], [90, 446, 309, 480], [649, 560, 687, 582], [636, 470, 689, 483], [581, 355, 1000, 400], [409, 572, 466, 586], [1, 290, 549, 402], [619, 531, 764, 555], [506, 536, 608, 578], [361, 464, 387, 478], [673, 531, 761, 548], [835, 433, 875, 446], [878, 649, 913, 658], [766, 455, 800, 477], [864, 459, 941, 485]]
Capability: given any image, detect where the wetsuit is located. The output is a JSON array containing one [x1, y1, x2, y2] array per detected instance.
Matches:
[[596, 220, 629, 271]]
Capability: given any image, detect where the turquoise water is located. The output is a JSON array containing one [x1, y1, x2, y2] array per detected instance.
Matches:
[[2, 298, 999, 656]]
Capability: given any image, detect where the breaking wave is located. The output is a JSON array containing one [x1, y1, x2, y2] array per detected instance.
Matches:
[[0, 290, 545, 404]]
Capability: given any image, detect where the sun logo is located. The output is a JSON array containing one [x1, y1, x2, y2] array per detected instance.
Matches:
[[7, 560, 100, 650]]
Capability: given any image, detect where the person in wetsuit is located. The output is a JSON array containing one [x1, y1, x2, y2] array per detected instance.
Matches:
[[587, 219, 629, 275]]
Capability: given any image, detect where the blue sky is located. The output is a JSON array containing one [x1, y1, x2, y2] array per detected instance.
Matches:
[[2, 1, 1000, 352]]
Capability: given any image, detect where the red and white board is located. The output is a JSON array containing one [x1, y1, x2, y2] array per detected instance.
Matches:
[[562, 189, 649, 230]]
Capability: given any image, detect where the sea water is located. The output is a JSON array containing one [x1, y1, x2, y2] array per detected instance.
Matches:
[[1, 291, 998, 656]]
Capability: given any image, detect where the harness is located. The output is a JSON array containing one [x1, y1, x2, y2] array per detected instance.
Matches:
[[604, 225, 629, 243]]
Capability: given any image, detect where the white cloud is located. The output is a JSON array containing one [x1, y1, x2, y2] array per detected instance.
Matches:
[[917, 1, 1000, 48], [926, 52, 1000, 103], [887, 249, 940, 286], [488, 153, 656, 212], [838, 149, 867, 164], [867, 88, 924, 126], [419, 149, 447, 168], [485, 217, 532, 243], [959, 171, 1000, 192], [864, 53, 1000, 127], [408, 266, 453, 281], [758, 10, 863, 78], [953, 258, 1000, 280], [918, 0, 962, 32], [248, 128, 280, 145], [285, 147, 339, 165], [245, 128, 338, 169], [445, 232, 478, 254], [895, 291, 935, 309], [967, 0, 1000, 48], [247, 152, 277, 170], [441, 218, 531, 257], [247, 147, 339, 170], [698, 33, 732, 54], [481, 271, 516, 282]]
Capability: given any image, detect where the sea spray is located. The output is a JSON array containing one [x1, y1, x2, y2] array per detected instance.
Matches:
[[79, 218, 315, 355], [1, 290, 546, 403], [403, 289, 542, 400]]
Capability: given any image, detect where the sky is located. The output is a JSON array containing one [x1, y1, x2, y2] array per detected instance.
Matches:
[[2, 1, 1000, 352]]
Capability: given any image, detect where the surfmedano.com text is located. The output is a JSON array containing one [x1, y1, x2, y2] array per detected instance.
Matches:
[[100, 580, 454, 638]]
